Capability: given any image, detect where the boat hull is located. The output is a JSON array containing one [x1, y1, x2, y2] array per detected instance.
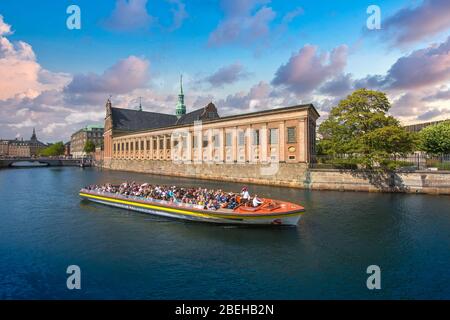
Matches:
[[79, 191, 303, 226]]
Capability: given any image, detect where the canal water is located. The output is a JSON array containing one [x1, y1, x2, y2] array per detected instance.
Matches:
[[0, 167, 449, 299]]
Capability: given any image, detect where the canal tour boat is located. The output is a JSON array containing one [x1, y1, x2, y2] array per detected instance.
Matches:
[[79, 187, 305, 226]]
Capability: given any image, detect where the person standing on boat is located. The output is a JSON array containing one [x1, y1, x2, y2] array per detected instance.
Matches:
[[241, 187, 250, 205]]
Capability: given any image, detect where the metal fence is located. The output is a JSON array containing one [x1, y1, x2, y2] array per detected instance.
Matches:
[[311, 154, 450, 171]]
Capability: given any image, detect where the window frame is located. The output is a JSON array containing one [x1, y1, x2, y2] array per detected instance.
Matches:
[[287, 126, 297, 144]]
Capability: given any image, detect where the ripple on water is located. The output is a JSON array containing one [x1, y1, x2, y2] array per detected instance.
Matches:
[[0, 167, 449, 299]]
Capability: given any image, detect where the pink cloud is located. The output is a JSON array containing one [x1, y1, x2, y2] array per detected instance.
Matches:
[[102, 0, 188, 32], [64, 55, 150, 104], [271, 44, 348, 95], [382, 0, 450, 46], [0, 16, 68, 101], [423, 87, 450, 101], [204, 62, 249, 87], [281, 7, 304, 24], [391, 93, 425, 117], [103, 0, 154, 32], [0, 15, 12, 36], [319, 73, 354, 97], [385, 36, 450, 90], [208, 0, 275, 47], [357, 36, 450, 91]]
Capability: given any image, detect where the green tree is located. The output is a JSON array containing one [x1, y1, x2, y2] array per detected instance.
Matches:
[[317, 88, 416, 169], [40, 141, 65, 157], [83, 140, 96, 153], [419, 121, 450, 155]]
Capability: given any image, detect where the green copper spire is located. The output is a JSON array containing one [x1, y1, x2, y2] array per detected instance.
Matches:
[[180, 74, 183, 95], [176, 74, 186, 119]]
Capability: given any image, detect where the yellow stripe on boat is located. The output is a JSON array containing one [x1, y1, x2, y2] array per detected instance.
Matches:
[[79, 192, 303, 220]]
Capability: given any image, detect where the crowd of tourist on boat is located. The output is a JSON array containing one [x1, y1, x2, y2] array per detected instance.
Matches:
[[84, 182, 264, 210]]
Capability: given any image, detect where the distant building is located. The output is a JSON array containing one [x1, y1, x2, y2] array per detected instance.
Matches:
[[93, 145, 104, 164], [0, 140, 9, 156], [64, 142, 71, 157], [404, 119, 449, 132], [70, 125, 104, 158], [0, 128, 47, 157]]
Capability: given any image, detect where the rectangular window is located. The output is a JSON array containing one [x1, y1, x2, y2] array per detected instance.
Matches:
[[159, 139, 164, 150], [238, 131, 245, 146], [130, 142, 134, 151], [135, 141, 138, 151], [146, 140, 150, 150], [113, 144, 116, 152], [202, 135, 208, 148], [207, 111, 216, 119], [225, 132, 232, 147], [269, 128, 279, 145], [166, 138, 171, 149], [287, 127, 297, 143], [126, 142, 129, 151], [213, 134, 220, 147], [121, 143, 124, 151], [153, 138, 157, 150], [141, 140, 144, 150], [253, 129, 260, 145]]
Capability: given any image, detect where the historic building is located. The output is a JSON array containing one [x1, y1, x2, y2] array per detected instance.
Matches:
[[0, 129, 47, 157], [103, 78, 319, 170], [70, 125, 104, 158]]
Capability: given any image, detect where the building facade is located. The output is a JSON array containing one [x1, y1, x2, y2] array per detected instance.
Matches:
[[102, 79, 319, 171], [0, 129, 47, 157], [70, 125, 104, 158], [404, 119, 449, 132], [64, 142, 71, 157]]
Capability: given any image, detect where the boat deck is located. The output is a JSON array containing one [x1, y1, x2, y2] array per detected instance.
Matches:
[[80, 189, 304, 216]]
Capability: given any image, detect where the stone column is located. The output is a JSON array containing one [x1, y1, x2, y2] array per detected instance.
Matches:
[[298, 118, 306, 162], [279, 121, 285, 162], [156, 136, 160, 160], [219, 127, 225, 162], [261, 123, 268, 163], [233, 126, 238, 162], [147, 136, 153, 159], [246, 125, 252, 163], [207, 128, 213, 163], [163, 135, 168, 161], [135, 139, 139, 159]]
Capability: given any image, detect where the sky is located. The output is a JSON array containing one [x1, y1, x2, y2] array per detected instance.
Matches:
[[0, 0, 449, 142]]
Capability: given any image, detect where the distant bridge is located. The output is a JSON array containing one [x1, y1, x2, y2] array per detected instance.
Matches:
[[0, 157, 86, 168]]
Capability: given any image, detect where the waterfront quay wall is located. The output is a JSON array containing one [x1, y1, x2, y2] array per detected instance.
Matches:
[[103, 159, 450, 195], [104, 159, 307, 187], [305, 169, 450, 195]]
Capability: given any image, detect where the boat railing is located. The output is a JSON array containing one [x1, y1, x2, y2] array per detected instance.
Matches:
[[82, 189, 205, 210]]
